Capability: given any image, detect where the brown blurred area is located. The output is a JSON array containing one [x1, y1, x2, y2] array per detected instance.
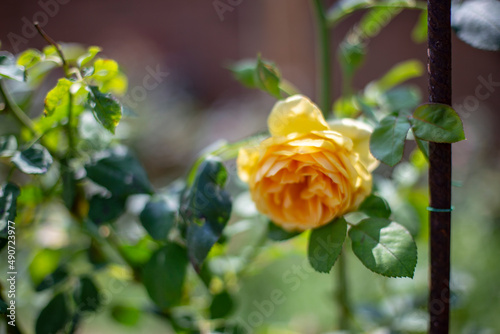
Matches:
[[1, 0, 499, 181]]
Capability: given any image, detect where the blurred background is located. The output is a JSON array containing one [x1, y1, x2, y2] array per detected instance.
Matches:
[[1, 0, 500, 333]]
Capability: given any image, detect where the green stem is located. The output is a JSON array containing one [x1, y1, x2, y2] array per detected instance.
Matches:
[[66, 92, 75, 157], [313, 0, 332, 117], [0, 80, 38, 136], [336, 249, 350, 330]]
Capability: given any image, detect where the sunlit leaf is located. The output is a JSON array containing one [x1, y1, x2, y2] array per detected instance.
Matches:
[[89, 58, 128, 96], [29, 249, 61, 287], [111, 305, 141, 326], [86, 85, 122, 134], [17, 49, 43, 69], [372, 60, 424, 92], [412, 10, 428, 43], [44, 78, 72, 117], [77, 46, 102, 68]]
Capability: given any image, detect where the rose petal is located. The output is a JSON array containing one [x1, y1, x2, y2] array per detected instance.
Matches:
[[328, 118, 379, 171], [268, 95, 329, 137]]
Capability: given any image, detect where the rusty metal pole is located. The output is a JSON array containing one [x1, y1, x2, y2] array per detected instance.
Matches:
[[427, 0, 452, 332]]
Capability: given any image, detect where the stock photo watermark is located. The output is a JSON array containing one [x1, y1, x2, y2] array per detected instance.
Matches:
[[232, 234, 337, 333], [213, 0, 244, 22], [454, 74, 500, 119], [7, 0, 72, 52], [122, 65, 169, 109], [6, 220, 17, 327]]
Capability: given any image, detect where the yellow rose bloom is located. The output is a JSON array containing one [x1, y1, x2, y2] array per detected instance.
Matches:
[[237, 95, 379, 231]]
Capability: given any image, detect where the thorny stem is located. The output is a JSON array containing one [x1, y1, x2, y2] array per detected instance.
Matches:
[[313, 0, 332, 117]]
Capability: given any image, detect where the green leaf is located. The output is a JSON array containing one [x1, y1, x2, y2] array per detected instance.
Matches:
[[12, 144, 53, 174], [35, 293, 72, 334], [349, 217, 417, 278], [373, 60, 424, 92], [29, 249, 61, 287], [0, 136, 17, 157], [89, 58, 128, 96], [370, 113, 411, 166], [0, 183, 20, 249], [87, 85, 122, 134], [412, 10, 428, 43], [119, 237, 154, 267], [338, 41, 366, 76], [308, 217, 347, 273], [142, 243, 189, 310], [359, 194, 391, 218], [327, 0, 425, 26], [111, 305, 141, 326], [256, 56, 282, 99], [88, 194, 126, 225], [381, 85, 422, 112], [333, 95, 359, 118], [74, 276, 101, 312], [210, 291, 235, 319], [85, 147, 153, 196], [410, 103, 465, 143], [61, 162, 76, 210], [359, 7, 401, 39], [139, 196, 176, 241], [229, 59, 259, 88], [181, 157, 232, 269], [267, 221, 301, 241], [451, 0, 500, 51], [0, 299, 8, 315], [44, 78, 72, 117], [327, 0, 374, 25], [35, 266, 68, 292], [77, 46, 102, 68], [0, 52, 24, 81], [414, 136, 429, 161], [17, 49, 43, 69], [91, 58, 119, 81]]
